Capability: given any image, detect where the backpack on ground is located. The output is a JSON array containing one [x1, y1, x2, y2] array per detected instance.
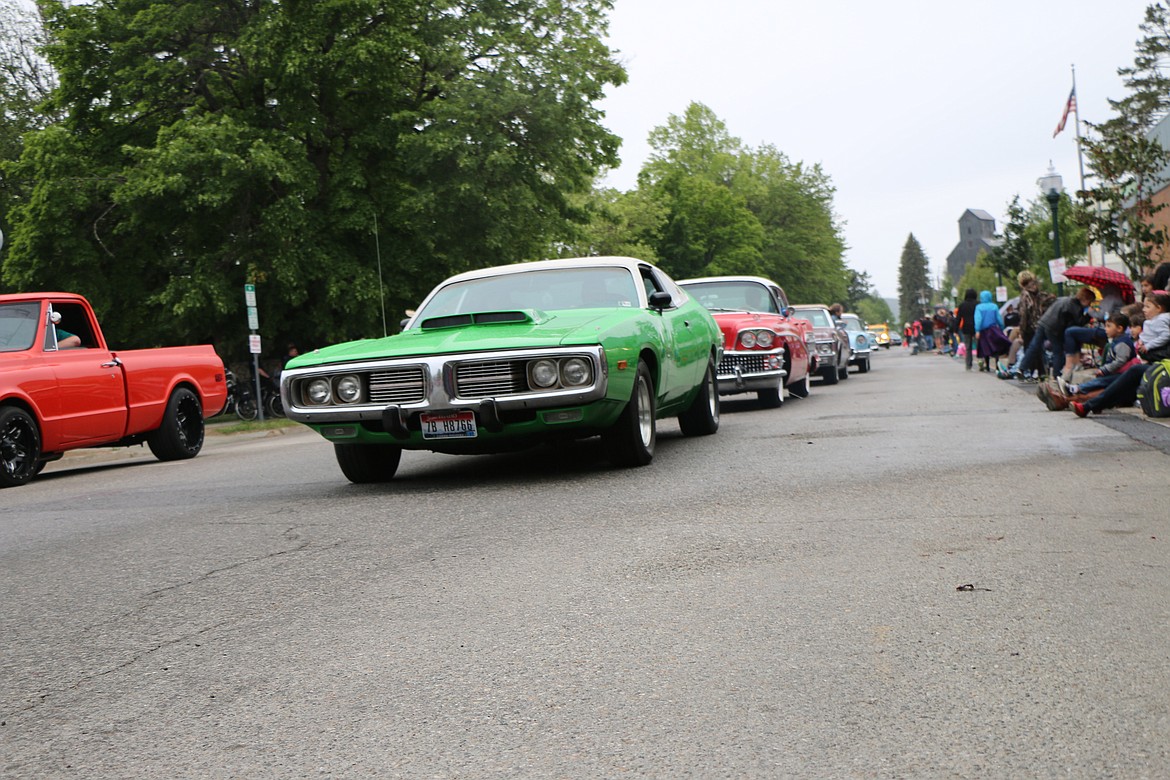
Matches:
[[1137, 359, 1170, 418]]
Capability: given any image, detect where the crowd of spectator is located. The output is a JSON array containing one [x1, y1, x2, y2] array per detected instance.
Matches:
[[937, 260, 1170, 422]]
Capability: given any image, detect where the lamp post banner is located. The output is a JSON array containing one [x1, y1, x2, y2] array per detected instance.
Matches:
[[1049, 257, 1067, 284]]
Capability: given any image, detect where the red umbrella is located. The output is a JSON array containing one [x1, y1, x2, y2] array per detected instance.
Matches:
[[1061, 264, 1136, 303]]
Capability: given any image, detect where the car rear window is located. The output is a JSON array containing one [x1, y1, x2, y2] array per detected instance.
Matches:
[[795, 308, 831, 327]]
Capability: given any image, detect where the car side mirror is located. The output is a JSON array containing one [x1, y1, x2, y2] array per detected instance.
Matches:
[[648, 291, 673, 310]]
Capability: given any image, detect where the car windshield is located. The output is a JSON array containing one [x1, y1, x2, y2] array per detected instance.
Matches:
[[681, 281, 778, 314], [794, 308, 832, 328], [0, 302, 40, 352], [840, 315, 863, 330], [414, 266, 641, 323]]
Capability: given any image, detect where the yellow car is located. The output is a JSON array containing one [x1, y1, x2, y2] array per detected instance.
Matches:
[[868, 323, 893, 349]]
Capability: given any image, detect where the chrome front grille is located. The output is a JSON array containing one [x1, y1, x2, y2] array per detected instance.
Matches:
[[455, 360, 529, 398], [367, 367, 427, 404], [719, 353, 770, 375]]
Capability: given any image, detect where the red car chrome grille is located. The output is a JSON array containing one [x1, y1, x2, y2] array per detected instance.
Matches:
[[719, 353, 775, 375]]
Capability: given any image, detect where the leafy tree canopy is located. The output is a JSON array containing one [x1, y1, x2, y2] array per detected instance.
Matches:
[[3, 0, 625, 365], [956, 251, 1003, 301], [552, 186, 665, 263], [1078, 1, 1170, 276], [631, 102, 848, 302], [854, 295, 893, 328], [0, 0, 59, 242]]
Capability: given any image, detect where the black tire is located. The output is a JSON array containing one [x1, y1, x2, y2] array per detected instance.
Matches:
[[838, 361, 850, 380], [334, 443, 402, 483], [787, 372, 811, 398], [858, 356, 871, 374], [604, 360, 656, 467], [821, 364, 839, 385], [0, 406, 42, 488], [148, 387, 205, 461], [757, 382, 783, 409], [235, 394, 258, 421], [266, 392, 284, 418], [680, 359, 721, 433]]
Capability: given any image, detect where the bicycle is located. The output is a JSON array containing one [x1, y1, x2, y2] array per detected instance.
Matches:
[[223, 369, 259, 421]]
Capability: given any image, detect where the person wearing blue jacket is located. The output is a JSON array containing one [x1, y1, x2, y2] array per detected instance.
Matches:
[[973, 290, 1010, 372]]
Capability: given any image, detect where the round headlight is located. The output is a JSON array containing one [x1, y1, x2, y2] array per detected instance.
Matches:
[[335, 374, 362, 403], [530, 359, 559, 388], [306, 378, 332, 405], [756, 330, 775, 348], [740, 331, 757, 348], [856, 335, 866, 348], [560, 357, 592, 386]]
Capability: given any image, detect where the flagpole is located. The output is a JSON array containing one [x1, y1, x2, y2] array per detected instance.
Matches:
[[1069, 64, 1097, 265]]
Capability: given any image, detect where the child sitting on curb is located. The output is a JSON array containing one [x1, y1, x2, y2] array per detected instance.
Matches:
[[1038, 315, 1143, 412], [1065, 312, 1137, 395], [1072, 292, 1170, 417]]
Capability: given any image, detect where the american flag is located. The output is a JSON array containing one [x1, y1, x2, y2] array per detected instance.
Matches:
[[1053, 87, 1076, 138]]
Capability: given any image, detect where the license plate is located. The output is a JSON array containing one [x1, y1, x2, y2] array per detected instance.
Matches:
[[420, 410, 478, 439]]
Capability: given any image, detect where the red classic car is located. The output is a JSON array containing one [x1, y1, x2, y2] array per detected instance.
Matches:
[[678, 276, 814, 407], [0, 292, 228, 487]]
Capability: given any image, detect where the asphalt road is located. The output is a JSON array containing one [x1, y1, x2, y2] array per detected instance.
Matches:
[[3, 348, 1168, 778]]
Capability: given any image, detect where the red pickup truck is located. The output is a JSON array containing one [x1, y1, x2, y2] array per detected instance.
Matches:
[[0, 292, 228, 487]]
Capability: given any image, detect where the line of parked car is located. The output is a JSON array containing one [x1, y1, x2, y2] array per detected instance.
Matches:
[[279, 257, 878, 484], [1, 259, 882, 488]]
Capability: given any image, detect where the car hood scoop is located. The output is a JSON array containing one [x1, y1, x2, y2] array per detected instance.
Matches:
[[419, 309, 547, 329]]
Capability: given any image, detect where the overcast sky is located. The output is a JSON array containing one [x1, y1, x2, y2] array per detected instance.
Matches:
[[596, 0, 1157, 299]]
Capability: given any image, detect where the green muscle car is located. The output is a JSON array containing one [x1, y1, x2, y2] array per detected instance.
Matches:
[[280, 257, 723, 483]]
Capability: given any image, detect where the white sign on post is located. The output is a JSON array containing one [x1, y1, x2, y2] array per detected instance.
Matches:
[[249, 334, 262, 355], [244, 283, 257, 308], [247, 306, 259, 330], [1048, 257, 1067, 284], [995, 286, 1008, 303]]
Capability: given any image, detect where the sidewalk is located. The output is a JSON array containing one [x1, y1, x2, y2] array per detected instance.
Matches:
[[980, 358, 1170, 453], [1007, 370, 1170, 429]]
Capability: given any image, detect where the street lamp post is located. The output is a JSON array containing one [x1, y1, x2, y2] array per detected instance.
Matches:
[[1039, 163, 1064, 296]]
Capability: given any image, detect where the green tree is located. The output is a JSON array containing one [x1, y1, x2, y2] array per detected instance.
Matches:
[[553, 186, 665, 262], [897, 233, 931, 324], [636, 103, 847, 300], [988, 195, 1033, 286], [854, 295, 893, 327], [956, 251, 1002, 299], [0, 0, 59, 267], [638, 103, 764, 280], [1078, 2, 1170, 277], [3, 0, 625, 362], [1024, 192, 1086, 292], [734, 145, 848, 304], [639, 102, 741, 189], [844, 268, 873, 311]]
